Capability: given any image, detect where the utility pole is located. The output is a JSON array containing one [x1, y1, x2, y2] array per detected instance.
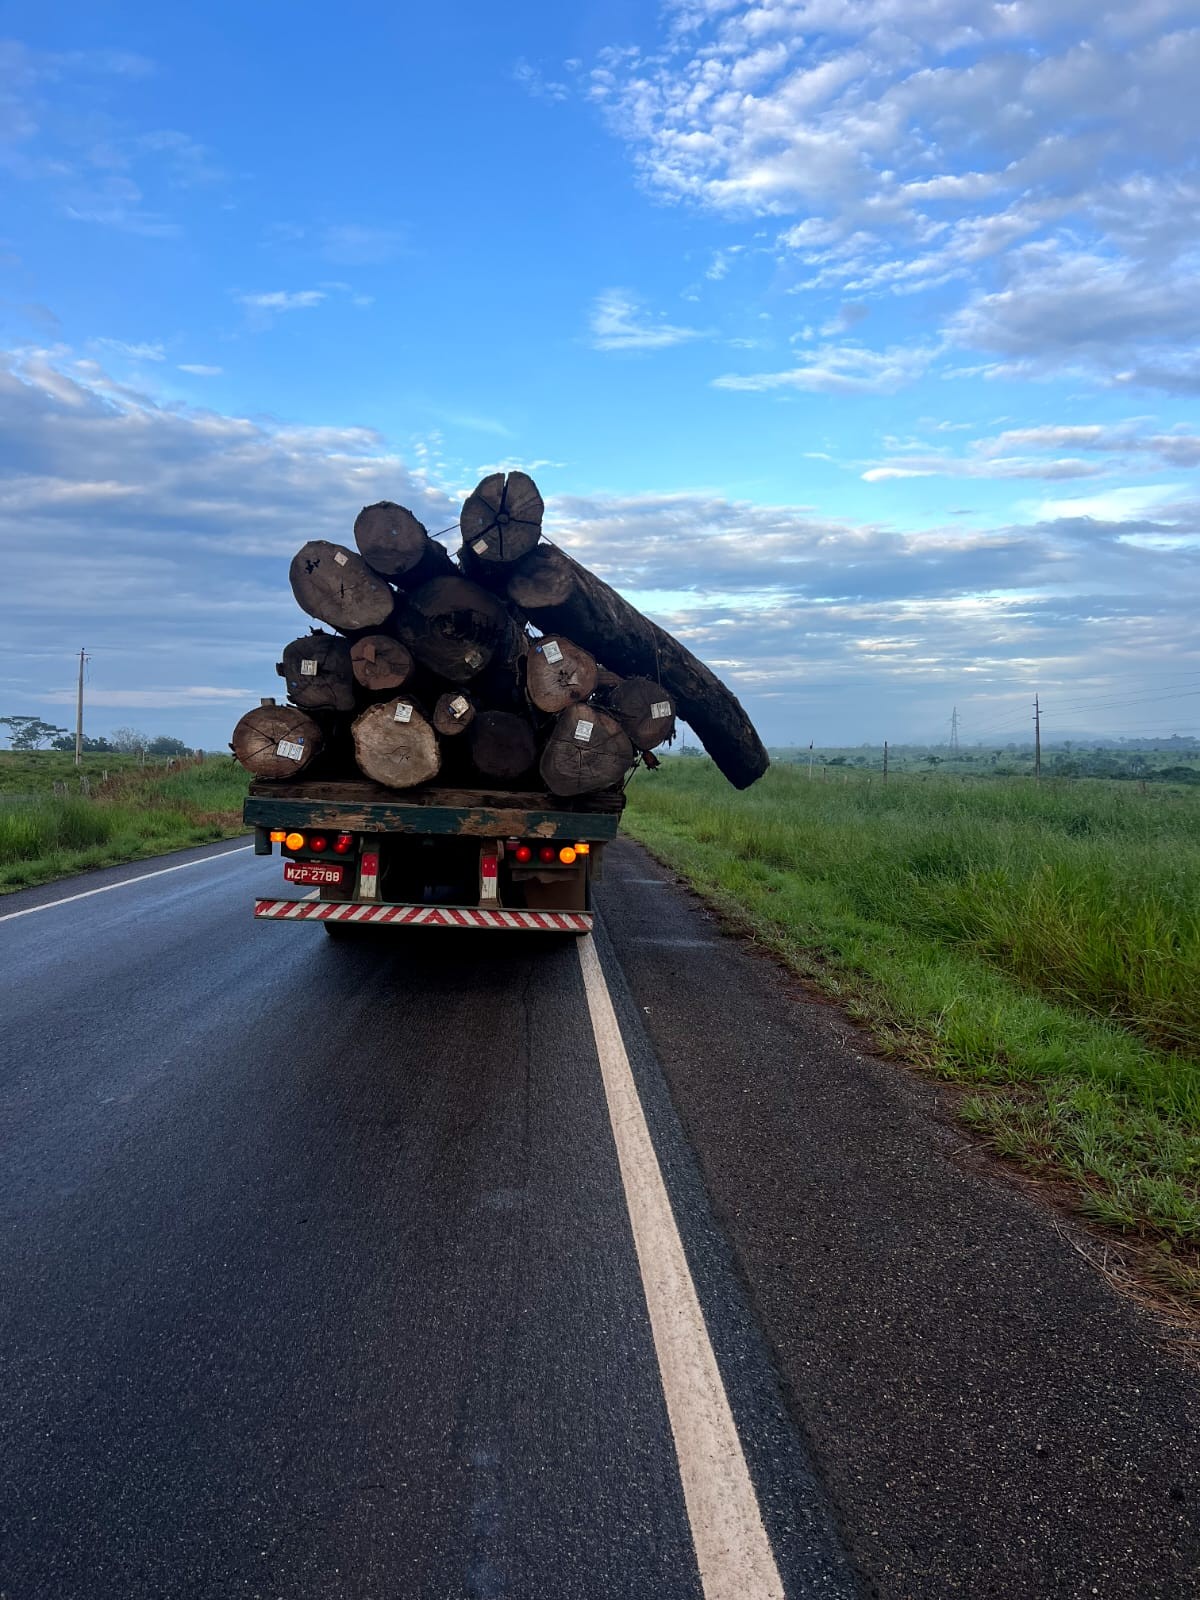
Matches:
[[950, 705, 960, 754], [807, 740, 815, 780], [74, 647, 87, 767], [883, 740, 889, 784], [1034, 693, 1042, 783]]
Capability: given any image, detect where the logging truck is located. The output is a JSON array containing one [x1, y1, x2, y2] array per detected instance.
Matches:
[[243, 779, 623, 935]]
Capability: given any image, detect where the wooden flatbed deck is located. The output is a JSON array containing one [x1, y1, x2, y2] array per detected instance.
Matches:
[[243, 781, 625, 840]]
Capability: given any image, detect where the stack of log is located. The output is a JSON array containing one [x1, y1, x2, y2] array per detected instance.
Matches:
[[231, 471, 768, 797]]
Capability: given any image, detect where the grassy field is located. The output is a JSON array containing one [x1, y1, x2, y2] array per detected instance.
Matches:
[[0, 752, 249, 890], [625, 758, 1200, 1297]]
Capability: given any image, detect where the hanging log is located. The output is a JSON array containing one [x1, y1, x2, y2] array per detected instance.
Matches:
[[459, 471, 544, 568], [539, 705, 633, 798], [351, 698, 441, 789], [350, 633, 415, 693], [353, 502, 456, 587], [231, 701, 323, 778], [433, 691, 476, 737], [289, 541, 395, 632], [277, 631, 357, 712], [467, 710, 537, 782], [525, 635, 597, 714], [393, 575, 508, 682], [607, 676, 677, 751], [509, 544, 768, 790]]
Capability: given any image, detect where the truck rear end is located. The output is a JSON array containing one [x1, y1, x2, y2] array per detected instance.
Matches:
[[243, 780, 624, 934]]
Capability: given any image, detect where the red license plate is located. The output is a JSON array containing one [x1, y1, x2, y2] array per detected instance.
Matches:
[[284, 862, 348, 887]]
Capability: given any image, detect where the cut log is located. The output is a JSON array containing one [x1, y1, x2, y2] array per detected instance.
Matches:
[[539, 705, 634, 798], [509, 544, 768, 790], [459, 471, 543, 567], [525, 635, 597, 714], [607, 676, 677, 751], [470, 615, 530, 709], [351, 698, 441, 789], [467, 710, 537, 782], [231, 702, 322, 778], [353, 502, 456, 587], [350, 633, 415, 693], [277, 631, 356, 712], [433, 691, 476, 737], [290, 541, 395, 632], [393, 575, 508, 682]]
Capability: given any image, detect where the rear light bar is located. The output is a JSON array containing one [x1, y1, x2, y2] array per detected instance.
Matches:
[[506, 839, 590, 867], [278, 830, 358, 856]]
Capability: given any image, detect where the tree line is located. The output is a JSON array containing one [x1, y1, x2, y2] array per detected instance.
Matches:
[[0, 716, 192, 756]]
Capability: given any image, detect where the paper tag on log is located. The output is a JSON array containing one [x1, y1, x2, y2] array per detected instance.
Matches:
[[300, 659, 319, 676], [333, 550, 348, 566], [651, 700, 672, 719], [464, 649, 484, 670], [449, 696, 469, 718], [393, 702, 414, 723], [542, 640, 563, 664], [574, 720, 594, 743], [276, 739, 305, 761], [472, 538, 489, 555]]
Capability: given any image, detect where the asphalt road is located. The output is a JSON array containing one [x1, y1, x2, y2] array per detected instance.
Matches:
[[1, 839, 1197, 1599]]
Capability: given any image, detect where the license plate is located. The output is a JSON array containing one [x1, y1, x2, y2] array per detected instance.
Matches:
[[284, 862, 347, 887]]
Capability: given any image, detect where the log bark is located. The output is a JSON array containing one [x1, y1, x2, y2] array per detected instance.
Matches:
[[459, 471, 543, 567], [351, 698, 441, 789], [433, 691, 476, 737], [467, 710, 537, 782], [350, 633, 415, 693], [393, 575, 508, 682], [277, 631, 357, 712], [539, 704, 633, 798], [607, 675, 677, 751], [353, 502, 456, 586], [525, 635, 597, 714], [231, 702, 322, 778], [290, 541, 395, 632], [509, 544, 768, 790]]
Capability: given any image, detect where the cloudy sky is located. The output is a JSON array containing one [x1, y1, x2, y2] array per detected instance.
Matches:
[[2, 0, 1198, 749]]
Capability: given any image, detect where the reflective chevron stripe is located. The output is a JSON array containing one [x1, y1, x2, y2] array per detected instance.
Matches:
[[254, 900, 592, 932]]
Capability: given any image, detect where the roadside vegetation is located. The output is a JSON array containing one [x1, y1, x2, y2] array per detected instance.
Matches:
[[0, 752, 248, 891], [625, 757, 1200, 1301]]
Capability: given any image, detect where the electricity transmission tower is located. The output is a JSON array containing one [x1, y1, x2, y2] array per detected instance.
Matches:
[[949, 706, 960, 754]]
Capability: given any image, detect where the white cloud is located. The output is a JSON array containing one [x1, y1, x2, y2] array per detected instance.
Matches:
[[236, 289, 326, 312], [177, 363, 223, 377], [589, 289, 704, 351], [714, 340, 934, 393], [513, 58, 570, 102], [92, 338, 166, 362]]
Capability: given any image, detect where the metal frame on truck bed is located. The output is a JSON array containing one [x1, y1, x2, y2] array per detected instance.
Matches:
[[243, 781, 624, 934]]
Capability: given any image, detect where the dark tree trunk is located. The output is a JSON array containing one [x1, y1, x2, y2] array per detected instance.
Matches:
[[432, 691, 476, 737], [353, 502, 456, 587], [605, 675, 677, 751], [525, 635, 597, 713], [277, 631, 357, 712], [509, 544, 768, 789], [351, 698, 441, 789], [289, 541, 395, 632], [538, 704, 633, 797], [393, 575, 509, 682], [469, 615, 530, 709], [467, 710, 538, 782], [231, 702, 323, 778], [350, 633, 415, 693], [458, 471, 544, 569]]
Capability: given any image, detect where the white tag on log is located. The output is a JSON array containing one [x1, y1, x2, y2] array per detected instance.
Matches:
[[651, 700, 672, 719], [393, 702, 414, 723], [276, 739, 305, 761], [464, 649, 484, 670], [542, 640, 563, 664], [333, 550, 348, 566], [574, 720, 594, 743], [300, 659, 319, 676], [472, 538, 489, 555], [449, 695, 469, 718]]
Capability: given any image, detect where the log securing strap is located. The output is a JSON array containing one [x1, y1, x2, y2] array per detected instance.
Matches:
[[254, 899, 592, 932]]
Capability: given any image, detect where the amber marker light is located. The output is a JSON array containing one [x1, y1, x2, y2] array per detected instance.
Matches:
[[573, 842, 590, 855], [284, 832, 305, 851], [558, 846, 577, 865], [269, 830, 287, 843]]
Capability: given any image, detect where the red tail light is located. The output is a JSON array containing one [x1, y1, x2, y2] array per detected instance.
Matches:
[[309, 835, 328, 852], [538, 845, 556, 863], [333, 834, 354, 854], [514, 844, 533, 863]]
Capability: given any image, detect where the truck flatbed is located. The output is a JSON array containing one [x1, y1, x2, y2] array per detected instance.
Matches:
[[244, 781, 625, 841]]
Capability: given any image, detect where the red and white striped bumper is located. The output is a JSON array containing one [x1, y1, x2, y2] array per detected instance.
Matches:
[[254, 899, 592, 932]]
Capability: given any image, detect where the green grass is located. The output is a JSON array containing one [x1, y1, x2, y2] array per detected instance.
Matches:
[[0, 753, 249, 891], [625, 759, 1200, 1281]]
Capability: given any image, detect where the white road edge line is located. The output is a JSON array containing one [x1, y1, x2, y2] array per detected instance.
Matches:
[[0, 845, 255, 924], [577, 935, 785, 1600]]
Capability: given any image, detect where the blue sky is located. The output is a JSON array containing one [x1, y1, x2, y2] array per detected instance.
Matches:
[[2, 0, 1198, 749]]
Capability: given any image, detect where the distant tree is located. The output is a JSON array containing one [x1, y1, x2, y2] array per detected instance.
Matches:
[[50, 734, 114, 753], [147, 735, 189, 757], [0, 715, 68, 750], [111, 727, 150, 753], [924, 754, 942, 767]]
